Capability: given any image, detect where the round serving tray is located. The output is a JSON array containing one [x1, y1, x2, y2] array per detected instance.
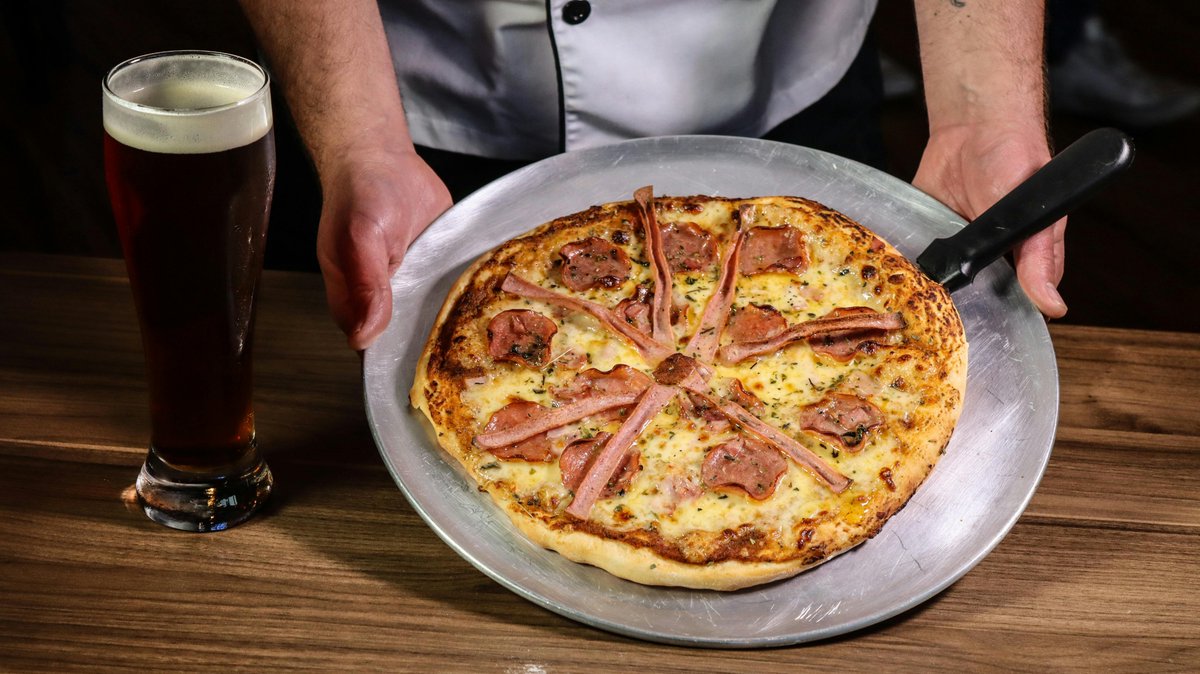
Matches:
[[363, 135, 1058, 647]]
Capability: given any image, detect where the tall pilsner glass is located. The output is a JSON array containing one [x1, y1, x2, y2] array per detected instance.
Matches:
[[103, 51, 276, 531]]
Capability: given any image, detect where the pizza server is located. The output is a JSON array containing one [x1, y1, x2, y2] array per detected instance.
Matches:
[[914, 127, 1135, 293], [364, 129, 1134, 647]]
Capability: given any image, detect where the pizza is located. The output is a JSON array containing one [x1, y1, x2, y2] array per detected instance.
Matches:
[[411, 187, 967, 590]]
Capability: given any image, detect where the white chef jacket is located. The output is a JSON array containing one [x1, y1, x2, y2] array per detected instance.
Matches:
[[381, 0, 877, 160]]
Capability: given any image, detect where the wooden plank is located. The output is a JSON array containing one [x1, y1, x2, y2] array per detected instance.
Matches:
[[1052, 325, 1200, 437], [1034, 325, 1200, 533], [0, 253, 369, 466], [0, 454, 1195, 670], [2, 254, 1198, 669], [0, 253, 127, 279], [1026, 429, 1200, 533]]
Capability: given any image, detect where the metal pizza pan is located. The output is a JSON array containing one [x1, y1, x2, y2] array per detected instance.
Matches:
[[363, 135, 1059, 647]]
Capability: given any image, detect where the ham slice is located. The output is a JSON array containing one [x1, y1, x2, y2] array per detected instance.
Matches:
[[487, 309, 558, 368], [615, 285, 653, 335], [718, 309, 905, 364], [726, 379, 765, 414], [683, 224, 746, 361], [473, 391, 642, 450], [680, 390, 731, 433], [559, 236, 632, 292], [479, 401, 556, 461], [500, 273, 673, 363], [725, 303, 787, 344], [701, 436, 787, 500], [799, 393, 885, 451], [633, 186, 675, 346], [661, 221, 716, 273], [648, 473, 704, 516], [681, 386, 851, 492], [551, 364, 652, 402], [559, 433, 640, 499], [565, 383, 677, 519], [808, 307, 890, 362], [739, 225, 808, 275], [651, 353, 712, 387]]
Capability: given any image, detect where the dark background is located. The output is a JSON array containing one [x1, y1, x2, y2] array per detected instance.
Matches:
[[2, 1, 1197, 332]]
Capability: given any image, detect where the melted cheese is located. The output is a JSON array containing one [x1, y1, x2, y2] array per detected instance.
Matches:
[[444, 196, 962, 563], [422, 191, 964, 580]]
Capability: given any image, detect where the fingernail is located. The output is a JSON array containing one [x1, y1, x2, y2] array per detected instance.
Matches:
[[1043, 283, 1067, 317]]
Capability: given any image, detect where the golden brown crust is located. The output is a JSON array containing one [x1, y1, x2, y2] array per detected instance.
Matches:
[[411, 194, 967, 590]]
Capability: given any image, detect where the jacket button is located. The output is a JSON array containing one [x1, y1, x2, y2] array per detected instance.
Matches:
[[562, 0, 591, 25]]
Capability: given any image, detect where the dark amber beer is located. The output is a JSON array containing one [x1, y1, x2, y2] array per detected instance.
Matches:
[[103, 51, 275, 531], [105, 132, 275, 468]]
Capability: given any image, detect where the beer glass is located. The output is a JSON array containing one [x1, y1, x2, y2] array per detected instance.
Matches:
[[103, 51, 275, 531]]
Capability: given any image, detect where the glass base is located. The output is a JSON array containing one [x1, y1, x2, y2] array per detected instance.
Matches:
[[135, 444, 273, 532]]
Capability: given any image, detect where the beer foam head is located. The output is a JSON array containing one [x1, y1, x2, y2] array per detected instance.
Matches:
[[103, 51, 273, 154]]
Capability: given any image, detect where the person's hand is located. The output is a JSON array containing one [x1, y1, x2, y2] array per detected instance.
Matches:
[[912, 122, 1068, 318], [316, 147, 453, 350]]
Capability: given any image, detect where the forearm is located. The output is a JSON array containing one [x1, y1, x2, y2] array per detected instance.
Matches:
[[238, 0, 413, 179], [911, 1, 1066, 318], [914, 0, 1048, 135]]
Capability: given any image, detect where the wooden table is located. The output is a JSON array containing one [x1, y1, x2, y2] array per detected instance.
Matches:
[[2, 253, 1197, 670]]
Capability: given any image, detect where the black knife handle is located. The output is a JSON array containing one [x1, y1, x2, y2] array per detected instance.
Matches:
[[916, 128, 1135, 292]]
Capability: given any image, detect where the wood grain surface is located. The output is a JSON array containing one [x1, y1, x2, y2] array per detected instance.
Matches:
[[1, 254, 1197, 672]]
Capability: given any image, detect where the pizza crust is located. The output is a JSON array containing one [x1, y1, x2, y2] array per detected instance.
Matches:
[[411, 194, 967, 590], [506, 508, 862, 591]]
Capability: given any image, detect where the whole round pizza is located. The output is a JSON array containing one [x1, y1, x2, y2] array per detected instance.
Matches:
[[411, 187, 967, 590]]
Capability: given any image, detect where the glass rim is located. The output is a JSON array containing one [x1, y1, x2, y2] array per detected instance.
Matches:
[[102, 49, 270, 117]]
